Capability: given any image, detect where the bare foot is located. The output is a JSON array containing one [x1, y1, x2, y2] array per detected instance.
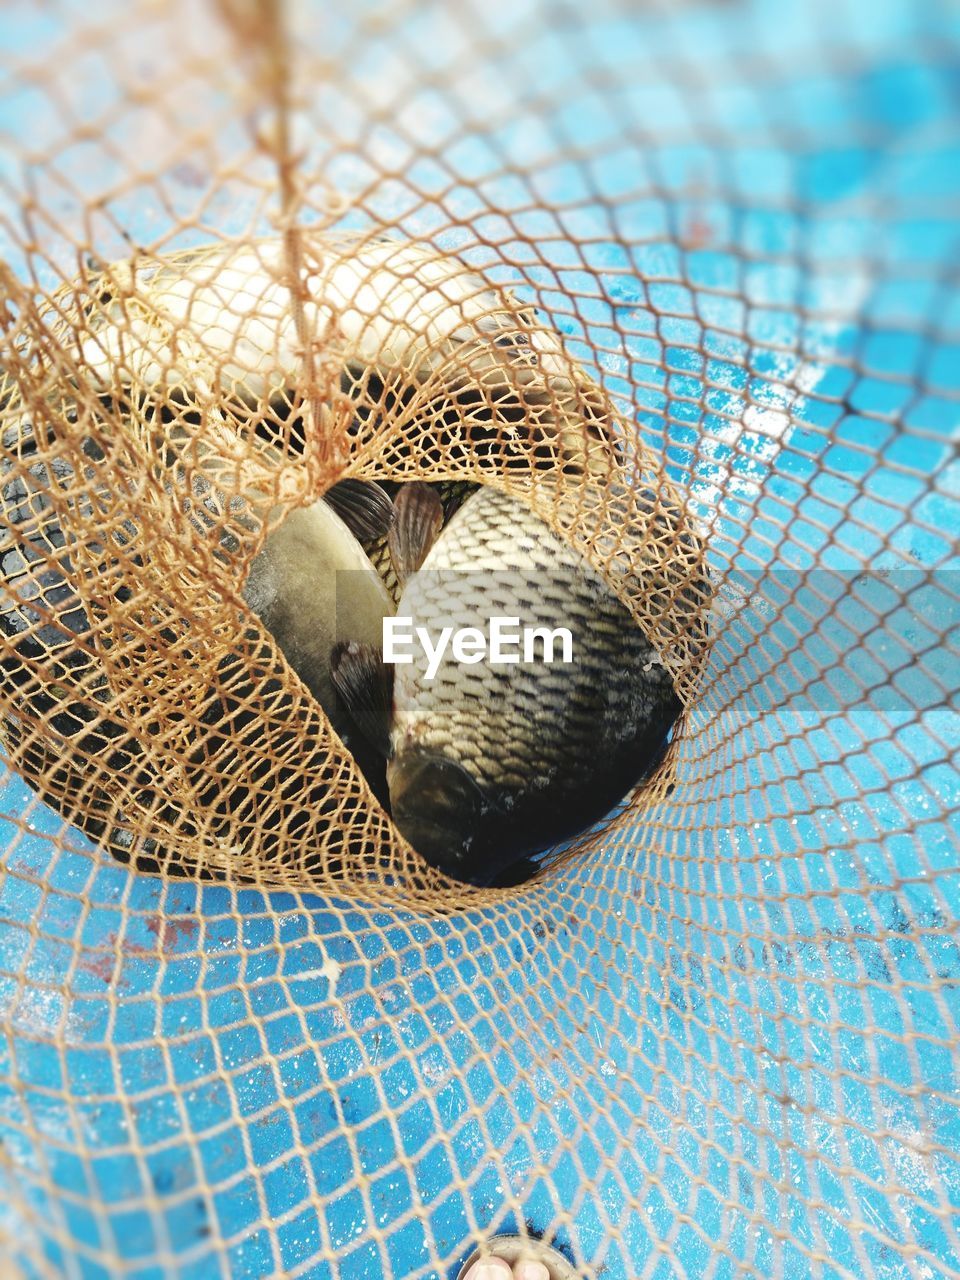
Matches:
[[462, 1259, 551, 1280], [458, 1233, 576, 1280]]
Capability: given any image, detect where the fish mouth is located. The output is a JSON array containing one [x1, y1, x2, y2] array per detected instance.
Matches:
[[387, 750, 488, 882]]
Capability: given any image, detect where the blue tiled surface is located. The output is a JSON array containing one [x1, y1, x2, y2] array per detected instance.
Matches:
[[0, 0, 958, 1276]]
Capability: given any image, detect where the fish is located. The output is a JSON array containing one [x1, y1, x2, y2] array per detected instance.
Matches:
[[163, 425, 398, 734], [67, 230, 614, 482], [333, 480, 701, 886], [74, 233, 559, 395], [239, 487, 396, 800], [1, 229, 653, 880]]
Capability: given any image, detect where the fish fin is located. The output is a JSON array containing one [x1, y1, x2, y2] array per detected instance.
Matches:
[[324, 479, 395, 543], [388, 482, 443, 585], [330, 641, 393, 757]]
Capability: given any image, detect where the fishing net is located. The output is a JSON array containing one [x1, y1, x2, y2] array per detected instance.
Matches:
[[0, 0, 957, 1276]]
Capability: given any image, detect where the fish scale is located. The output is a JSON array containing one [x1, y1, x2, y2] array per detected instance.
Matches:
[[386, 485, 682, 876]]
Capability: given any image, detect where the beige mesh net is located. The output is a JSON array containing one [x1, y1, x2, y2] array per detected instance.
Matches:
[[0, 0, 957, 1277]]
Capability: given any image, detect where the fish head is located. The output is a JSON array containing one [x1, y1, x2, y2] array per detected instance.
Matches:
[[387, 748, 492, 882]]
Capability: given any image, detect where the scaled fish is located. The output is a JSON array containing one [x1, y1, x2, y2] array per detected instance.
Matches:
[[333, 482, 701, 886]]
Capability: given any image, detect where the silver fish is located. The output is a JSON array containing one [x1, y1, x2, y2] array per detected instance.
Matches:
[[72, 232, 572, 398], [334, 483, 700, 885], [67, 230, 607, 481], [164, 427, 397, 733], [241, 495, 394, 734]]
